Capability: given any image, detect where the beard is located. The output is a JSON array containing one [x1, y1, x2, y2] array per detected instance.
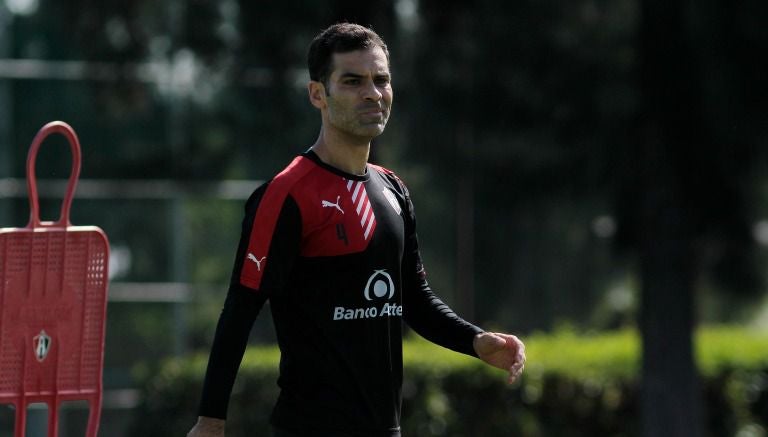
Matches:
[[326, 95, 391, 139]]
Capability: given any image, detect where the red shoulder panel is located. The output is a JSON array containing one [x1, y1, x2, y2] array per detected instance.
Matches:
[[240, 156, 313, 290]]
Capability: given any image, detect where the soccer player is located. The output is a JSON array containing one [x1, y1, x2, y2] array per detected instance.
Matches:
[[187, 22, 525, 437]]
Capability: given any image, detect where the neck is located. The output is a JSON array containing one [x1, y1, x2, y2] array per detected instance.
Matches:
[[310, 127, 370, 175]]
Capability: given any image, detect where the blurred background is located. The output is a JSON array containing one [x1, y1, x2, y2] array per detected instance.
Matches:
[[1, 0, 767, 436]]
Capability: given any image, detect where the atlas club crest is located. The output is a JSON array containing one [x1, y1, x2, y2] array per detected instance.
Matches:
[[33, 330, 52, 362]]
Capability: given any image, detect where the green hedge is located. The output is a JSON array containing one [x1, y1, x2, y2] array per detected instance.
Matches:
[[130, 326, 768, 436]]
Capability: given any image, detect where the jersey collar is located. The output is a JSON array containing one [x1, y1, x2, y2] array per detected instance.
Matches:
[[302, 150, 370, 182]]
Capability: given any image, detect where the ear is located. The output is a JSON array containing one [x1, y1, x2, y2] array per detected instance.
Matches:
[[308, 81, 327, 109]]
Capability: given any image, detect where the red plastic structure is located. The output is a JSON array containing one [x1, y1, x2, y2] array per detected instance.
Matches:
[[0, 121, 110, 437]]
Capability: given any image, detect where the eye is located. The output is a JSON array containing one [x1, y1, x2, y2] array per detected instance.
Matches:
[[343, 78, 361, 85], [375, 77, 391, 86]]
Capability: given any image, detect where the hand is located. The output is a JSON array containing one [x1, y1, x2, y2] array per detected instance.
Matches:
[[473, 332, 526, 384], [187, 416, 226, 437]]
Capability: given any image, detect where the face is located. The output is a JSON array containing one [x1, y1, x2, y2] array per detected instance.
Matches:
[[311, 46, 393, 140]]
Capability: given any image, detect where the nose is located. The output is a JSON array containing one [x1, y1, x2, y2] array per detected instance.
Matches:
[[361, 81, 382, 102]]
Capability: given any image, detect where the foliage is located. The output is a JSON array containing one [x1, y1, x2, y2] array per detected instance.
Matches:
[[3, 0, 766, 333], [130, 326, 768, 436]]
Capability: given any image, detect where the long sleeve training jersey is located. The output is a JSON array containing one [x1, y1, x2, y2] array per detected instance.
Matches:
[[198, 151, 483, 436]]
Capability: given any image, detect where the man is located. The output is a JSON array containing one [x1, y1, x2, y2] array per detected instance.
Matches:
[[187, 23, 525, 437]]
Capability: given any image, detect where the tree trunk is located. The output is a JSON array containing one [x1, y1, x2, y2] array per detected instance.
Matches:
[[638, 0, 704, 435], [638, 135, 702, 437]]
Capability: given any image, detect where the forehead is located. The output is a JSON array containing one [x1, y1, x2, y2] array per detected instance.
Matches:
[[329, 46, 390, 77]]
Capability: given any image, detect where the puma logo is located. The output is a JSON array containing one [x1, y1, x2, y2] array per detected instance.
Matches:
[[322, 196, 344, 214], [247, 253, 266, 271]]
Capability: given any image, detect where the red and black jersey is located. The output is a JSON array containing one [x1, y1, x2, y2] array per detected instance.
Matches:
[[198, 151, 483, 436]]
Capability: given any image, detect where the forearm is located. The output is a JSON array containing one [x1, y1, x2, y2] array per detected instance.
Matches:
[[403, 279, 484, 357], [198, 285, 266, 419]]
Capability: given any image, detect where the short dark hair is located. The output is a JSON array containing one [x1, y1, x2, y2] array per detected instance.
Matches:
[[307, 23, 389, 86]]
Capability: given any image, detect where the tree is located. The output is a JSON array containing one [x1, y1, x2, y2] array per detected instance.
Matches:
[[411, 0, 768, 433], [621, 0, 768, 434]]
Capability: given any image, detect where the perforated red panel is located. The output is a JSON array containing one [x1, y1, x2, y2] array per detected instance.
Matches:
[[0, 228, 108, 395]]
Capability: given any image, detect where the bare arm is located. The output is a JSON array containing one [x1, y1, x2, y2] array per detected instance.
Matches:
[[187, 416, 226, 437]]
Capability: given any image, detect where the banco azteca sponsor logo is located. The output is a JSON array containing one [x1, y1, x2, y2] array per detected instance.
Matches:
[[363, 269, 394, 300], [333, 269, 402, 321]]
